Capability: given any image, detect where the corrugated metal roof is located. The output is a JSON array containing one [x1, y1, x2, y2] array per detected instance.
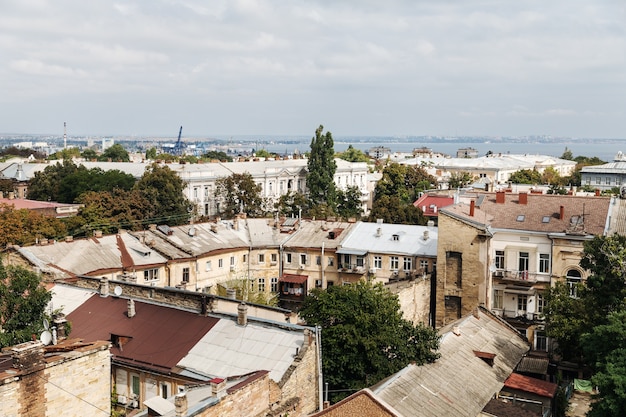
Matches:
[[338, 221, 438, 257], [177, 319, 304, 382], [370, 308, 530, 417]]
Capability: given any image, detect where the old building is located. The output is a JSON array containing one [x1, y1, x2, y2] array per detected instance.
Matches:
[[436, 191, 616, 350], [0, 339, 111, 417], [580, 151, 626, 191]]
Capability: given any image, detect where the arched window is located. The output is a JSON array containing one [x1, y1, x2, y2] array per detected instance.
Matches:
[[566, 269, 582, 298]]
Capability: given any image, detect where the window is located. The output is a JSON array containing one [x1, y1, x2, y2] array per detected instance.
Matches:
[[495, 250, 505, 269], [300, 254, 307, 265], [316, 256, 321, 266], [539, 253, 550, 273], [315, 279, 322, 288], [537, 294, 546, 314], [182, 267, 189, 283], [327, 257, 334, 267], [596, 177, 601, 185], [343, 254, 351, 268], [193, 187, 199, 199], [585, 177, 590, 185], [271, 253, 278, 264], [258, 253, 265, 263], [567, 269, 582, 298], [420, 259, 429, 272], [271, 277, 278, 292], [230, 256, 235, 266], [258, 278, 265, 292], [204, 186, 209, 198], [606, 177, 611, 185], [493, 290, 503, 309], [403, 257, 412, 271], [517, 294, 528, 312], [536, 332, 548, 351], [243, 254, 247, 263], [144, 268, 158, 281], [286, 253, 292, 263], [516, 215, 525, 222], [373, 256, 382, 269], [205, 261, 212, 271], [131, 374, 140, 398], [390, 256, 399, 270], [161, 382, 170, 399], [356, 256, 364, 267], [518, 252, 529, 272], [218, 259, 224, 268]]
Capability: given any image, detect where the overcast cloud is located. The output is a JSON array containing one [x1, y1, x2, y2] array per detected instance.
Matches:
[[1, 0, 625, 138]]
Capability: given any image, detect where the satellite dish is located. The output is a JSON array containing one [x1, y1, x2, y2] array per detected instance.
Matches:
[[43, 318, 49, 331], [40, 330, 52, 345], [114, 286, 123, 297]]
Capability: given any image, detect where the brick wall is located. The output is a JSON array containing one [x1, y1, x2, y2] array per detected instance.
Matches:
[[391, 277, 431, 326]]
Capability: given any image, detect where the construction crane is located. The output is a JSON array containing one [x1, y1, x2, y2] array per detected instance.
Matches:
[[173, 126, 185, 156]]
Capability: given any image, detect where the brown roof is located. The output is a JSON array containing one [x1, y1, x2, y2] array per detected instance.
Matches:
[[280, 273, 308, 284], [311, 389, 400, 417], [504, 373, 558, 398], [443, 192, 611, 235], [413, 194, 455, 216], [67, 295, 219, 373], [482, 398, 541, 417]]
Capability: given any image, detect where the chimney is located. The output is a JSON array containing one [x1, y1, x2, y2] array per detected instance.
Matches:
[[376, 227, 382, 237], [519, 192, 528, 205], [433, 206, 437, 213], [175, 392, 188, 417], [149, 224, 157, 231], [99, 277, 109, 297], [595, 189, 601, 196], [11, 341, 45, 373], [469, 200, 475, 217], [496, 191, 505, 204], [93, 230, 103, 238], [423, 230, 429, 240], [210, 378, 227, 399], [237, 302, 248, 326], [53, 315, 68, 339], [8, 191, 14, 200], [226, 288, 236, 300], [127, 299, 136, 318], [65, 235, 73, 242], [560, 205, 565, 220]]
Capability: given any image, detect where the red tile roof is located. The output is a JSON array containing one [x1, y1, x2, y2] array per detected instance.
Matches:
[[413, 194, 455, 216], [442, 192, 611, 235], [280, 274, 308, 284], [504, 373, 557, 398], [67, 295, 219, 373]]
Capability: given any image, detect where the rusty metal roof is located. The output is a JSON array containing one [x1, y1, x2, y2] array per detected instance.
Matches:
[[67, 295, 219, 373]]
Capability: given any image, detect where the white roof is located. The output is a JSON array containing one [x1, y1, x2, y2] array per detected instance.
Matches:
[[178, 319, 304, 382], [48, 284, 95, 315], [338, 221, 438, 257]]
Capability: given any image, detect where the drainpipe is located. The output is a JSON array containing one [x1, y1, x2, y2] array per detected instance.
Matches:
[[321, 242, 325, 287], [316, 325, 324, 411]]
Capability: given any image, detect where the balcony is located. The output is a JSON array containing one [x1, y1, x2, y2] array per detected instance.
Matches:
[[492, 270, 550, 283], [338, 264, 366, 274], [493, 308, 544, 322]]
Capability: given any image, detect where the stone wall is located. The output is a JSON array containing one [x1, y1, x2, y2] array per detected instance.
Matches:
[[389, 277, 431, 326]]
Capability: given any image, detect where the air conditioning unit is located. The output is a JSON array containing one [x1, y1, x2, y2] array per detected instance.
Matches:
[[150, 281, 157, 287], [230, 265, 236, 271], [494, 270, 504, 277], [117, 395, 128, 405], [130, 400, 138, 408], [369, 267, 376, 274]]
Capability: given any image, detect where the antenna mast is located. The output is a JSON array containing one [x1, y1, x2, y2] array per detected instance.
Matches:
[[63, 121, 67, 149]]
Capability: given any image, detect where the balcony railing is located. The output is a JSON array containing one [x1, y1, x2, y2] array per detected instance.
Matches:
[[493, 308, 544, 322], [338, 264, 366, 274], [492, 270, 550, 283]]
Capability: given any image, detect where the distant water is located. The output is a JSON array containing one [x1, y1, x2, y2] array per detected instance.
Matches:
[[263, 140, 626, 162]]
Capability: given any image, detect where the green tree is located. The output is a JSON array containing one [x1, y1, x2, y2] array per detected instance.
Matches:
[[215, 173, 266, 218], [275, 191, 308, 218], [99, 144, 130, 162], [508, 169, 543, 184], [0, 146, 45, 160], [338, 145, 370, 163], [202, 150, 233, 162], [336, 186, 363, 220], [58, 167, 136, 203], [448, 171, 474, 189], [81, 148, 98, 161], [254, 149, 272, 159], [561, 147, 574, 160], [541, 166, 564, 186], [27, 160, 81, 202], [307, 125, 337, 214], [0, 260, 52, 348], [299, 281, 440, 403], [587, 348, 626, 417], [145, 147, 158, 160], [134, 163, 192, 225], [0, 204, 67, 247]]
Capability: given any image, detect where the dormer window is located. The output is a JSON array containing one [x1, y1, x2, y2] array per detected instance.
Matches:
[[473, 350, 495, 367]]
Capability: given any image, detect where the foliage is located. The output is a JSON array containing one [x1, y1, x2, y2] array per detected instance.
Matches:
[[306, 125, 337, 213], [0, 261, 52, 348], [508, 169, 542, 184], [336, 186, 363, 220], [581, 311, 626, 374], [215, 173, 267, 218], [544, 282, 588, 361], [448, 171, 474, 189], [81, 148, 98, 161], [274, 191, 308, 218], [0, 178, 14, 194], [133, 163, 193, 226], [202, 150, 233, 162], [179, 155, 198, 164], [99, 144, 130, 162], [369, 195, 426, 225], [299, 281, 440, 402], [587, 348, 626, 417], [0, 146, 46, 160], [217, 279, 278, 306], [561, 147, 574, 160], [338, 145, 370, 163], [48, 147, 81, 160], [0, 203, 67, 247], [541, 166, 564, 186], [254, 149, 273, 159], [27, 160, 81, 202], [145, 147, 157, 160]]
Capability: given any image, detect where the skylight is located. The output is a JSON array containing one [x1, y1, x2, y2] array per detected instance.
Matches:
[[542, 216, 551, 223], [516, 215, 525, 222]]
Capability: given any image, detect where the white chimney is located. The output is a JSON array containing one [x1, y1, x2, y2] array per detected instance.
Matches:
[[237, 302, 248, 326], [127, 299, 136, 318], [175, 392, 188, 417]]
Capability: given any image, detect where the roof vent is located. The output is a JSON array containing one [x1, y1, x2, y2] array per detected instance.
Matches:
[[157, 225, 173, 236], [376, 227, 383, 237], [452, 326, 461, 336]]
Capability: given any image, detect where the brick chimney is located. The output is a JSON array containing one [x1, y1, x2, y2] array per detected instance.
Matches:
[[99, 277, 109, 297], [496, 191, 505, 204], [127, 299, 136, 318], [12, 341, 45, 373], [519, 192, 528, 205], [469, 200, 475, 217], [560, 205, 565, 220], [210, 378, 227, 399]]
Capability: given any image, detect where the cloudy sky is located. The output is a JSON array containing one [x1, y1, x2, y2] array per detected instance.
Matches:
[[1, 0, 625, 138]]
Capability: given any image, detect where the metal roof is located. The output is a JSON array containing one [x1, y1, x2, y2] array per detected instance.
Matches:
[[338, 221, 438, 257]]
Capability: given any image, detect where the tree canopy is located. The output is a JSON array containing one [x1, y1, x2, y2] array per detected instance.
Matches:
[[0, 203, 67, 247], [306, 125, 337, 214], [508, 169, 543, 184], [0, 260, 52, 348], [100, 144, 130, 162], [338, 145, 370, 163], [299, 281, 440, 403], [214, 173, 267, 218]]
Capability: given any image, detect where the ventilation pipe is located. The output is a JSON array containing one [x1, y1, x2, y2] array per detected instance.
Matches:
[[237, 302, 248, 326]]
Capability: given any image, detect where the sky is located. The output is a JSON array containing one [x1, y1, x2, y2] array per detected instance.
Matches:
[[1, 0, 625, 139]]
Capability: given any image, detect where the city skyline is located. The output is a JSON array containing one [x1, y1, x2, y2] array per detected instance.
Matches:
[[1, 1, 625, 138]]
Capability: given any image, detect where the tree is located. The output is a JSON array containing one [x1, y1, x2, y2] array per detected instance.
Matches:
[[275, 191, 308, 218], [587, 348, 626, 417], [508, 169, 543, 184], [0, 260, 52, 348], [99, 144, 130, 162], [336, 186, 362, 220], [81, 148, 98, 161], [299, 281, 440, 403], [307, 125, 337, 214], [134, 163, 192, 226], [541, 166, 564, 186], [0, 203, 67, 247], [338, 145, 370, 163], [214, 173, 267, 218], [202, 150, 232, 162], [27, 159, 81, 202], [145, 147, 158, 160], [448, 171, 474, 189], [561, 147, 574, 160]]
